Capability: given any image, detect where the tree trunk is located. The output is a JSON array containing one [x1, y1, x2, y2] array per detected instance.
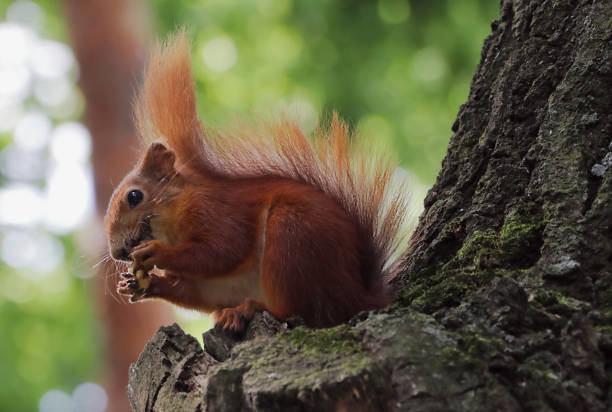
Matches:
[[62, 1, 174, 411], [127, 0, 612, 410]]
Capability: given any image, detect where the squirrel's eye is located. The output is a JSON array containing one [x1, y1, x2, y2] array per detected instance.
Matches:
[[127, 190, 143, 208]]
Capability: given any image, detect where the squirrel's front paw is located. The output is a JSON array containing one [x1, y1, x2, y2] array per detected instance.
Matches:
[[130, 239, 165, 272], [117, 270, 154, 302]]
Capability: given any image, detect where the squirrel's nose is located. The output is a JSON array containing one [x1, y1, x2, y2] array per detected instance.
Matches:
[[111, 247, 130, 261]]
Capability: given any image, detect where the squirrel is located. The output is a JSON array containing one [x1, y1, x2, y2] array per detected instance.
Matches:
[[104, 32, 409, 335]]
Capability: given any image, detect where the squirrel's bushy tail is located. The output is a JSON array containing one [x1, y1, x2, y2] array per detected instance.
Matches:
[[135, 32, 410, 285], [134, 30, 210, 174]]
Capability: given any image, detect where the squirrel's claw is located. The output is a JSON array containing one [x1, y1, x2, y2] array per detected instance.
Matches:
[[117, 269, 153, 301], [117, 279, 139, 296], [119, 271, 135, 280]]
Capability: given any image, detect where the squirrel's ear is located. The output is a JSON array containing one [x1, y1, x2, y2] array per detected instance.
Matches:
[[140, 142, 176, 180]]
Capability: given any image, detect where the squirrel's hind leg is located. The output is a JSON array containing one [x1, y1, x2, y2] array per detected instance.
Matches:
[[213, 298, 266, 337]]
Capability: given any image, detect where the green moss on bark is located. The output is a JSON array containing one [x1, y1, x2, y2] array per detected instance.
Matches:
[[277, 325, 362, 356], [401, 201, 548, 312], [499, 203, 546, 265]]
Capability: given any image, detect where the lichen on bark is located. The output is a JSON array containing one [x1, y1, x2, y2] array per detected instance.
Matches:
[[127, 0, 612, 410]]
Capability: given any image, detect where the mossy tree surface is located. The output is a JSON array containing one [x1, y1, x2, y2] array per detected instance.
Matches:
[[128, 0, 612, 410]]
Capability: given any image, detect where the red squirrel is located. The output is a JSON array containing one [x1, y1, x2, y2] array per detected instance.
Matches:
[[104, 32, 408, 335]]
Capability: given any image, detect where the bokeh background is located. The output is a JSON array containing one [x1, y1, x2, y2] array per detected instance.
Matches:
[[0, 0, 498, 411]]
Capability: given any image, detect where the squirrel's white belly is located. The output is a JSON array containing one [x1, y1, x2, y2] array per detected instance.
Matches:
[[194, 208, 269, 308], [196, 266, 267, 308]]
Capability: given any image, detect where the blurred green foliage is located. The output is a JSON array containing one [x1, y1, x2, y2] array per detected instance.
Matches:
[[154, 0, 498, 183], [0, 1, 498, 411], [0, 250, 101, 411]]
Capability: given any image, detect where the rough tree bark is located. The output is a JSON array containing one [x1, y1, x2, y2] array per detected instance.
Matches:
[[127, 0, 612, 410]]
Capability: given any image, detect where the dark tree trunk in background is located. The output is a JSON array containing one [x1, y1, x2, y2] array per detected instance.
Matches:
[[127, 0, 612, 410], [62, 1, 174, 411]]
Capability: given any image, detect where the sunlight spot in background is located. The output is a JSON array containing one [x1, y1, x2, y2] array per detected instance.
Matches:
[[0, 19, 94, 239], [202, 36, 238, 72], [6, 1, 44, 31], [0, 102, 23, 131], [44, 164, 94, 235], [0, 63, 31, 101], [1, 229, 64, 275], [0, 12, 95, 322], [0, 22, 35, 65], [39, 383, 108, 412], [45, 121, 95, 235], [378, 0, 411, 24], [0, 24, 35, 102], [0, 184, 43, 226], [35, 76, 72, 107], [14, 110, 52, 151], [49, 87, 82, 119], [412, 48, 447, 83], [72, 382, 109, 412], [30, 40, 75, 79], [50, 122, 92, 164], [39, 390, 73, 412], [0, 152, 94, 235], [0, 145, 46, 180], [0, 154, 94, 235]]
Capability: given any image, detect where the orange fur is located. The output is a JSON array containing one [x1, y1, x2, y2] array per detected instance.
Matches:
[[135, 31, 408, 285], [105, 32, 409, 334]]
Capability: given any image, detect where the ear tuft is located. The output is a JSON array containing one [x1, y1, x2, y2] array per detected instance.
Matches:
[[140, 142, 176, 180]]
